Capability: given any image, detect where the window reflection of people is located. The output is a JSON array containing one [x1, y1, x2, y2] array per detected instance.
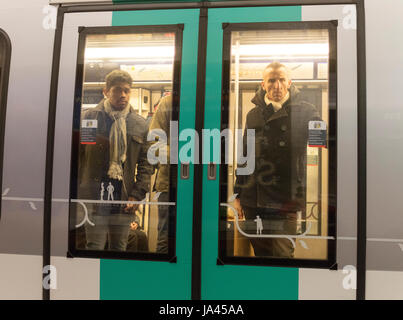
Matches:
[[148, 94, 172, 254], [234, 62, 321, 258], [78, 70, 153, 251]]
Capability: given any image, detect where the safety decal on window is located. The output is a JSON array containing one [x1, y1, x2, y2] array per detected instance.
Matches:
[[308, 120, 327, 148], [81, 119, 97, 144]]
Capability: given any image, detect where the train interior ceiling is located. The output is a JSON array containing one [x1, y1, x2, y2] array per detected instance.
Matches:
[[82, 32, 175, 118]]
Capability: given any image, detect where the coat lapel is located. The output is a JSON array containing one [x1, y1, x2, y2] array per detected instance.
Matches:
[[266, 105, 289, 122]]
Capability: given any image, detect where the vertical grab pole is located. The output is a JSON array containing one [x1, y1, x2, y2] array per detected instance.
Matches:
[[233, 39, 240, 179]]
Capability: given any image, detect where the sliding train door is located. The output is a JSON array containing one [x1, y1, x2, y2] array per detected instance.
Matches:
[[201, 4, 359, 299], [51, 9, 199, 299]]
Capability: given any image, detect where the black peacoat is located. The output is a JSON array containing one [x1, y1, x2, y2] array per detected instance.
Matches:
[[234, 85, 321, 212]]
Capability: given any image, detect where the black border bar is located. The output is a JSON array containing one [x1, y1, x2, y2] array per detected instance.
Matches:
[[43, 6, 65, 301], [356, 0, 367, 301], [0, 29, 12, 223], [221, 20, 338, 31], [192, 3, 208, 301], [60, 0, 358, 13]]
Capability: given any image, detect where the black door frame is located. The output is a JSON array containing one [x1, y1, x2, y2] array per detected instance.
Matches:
[[0, 28, 12, 224], [44, 0, 366, 300]]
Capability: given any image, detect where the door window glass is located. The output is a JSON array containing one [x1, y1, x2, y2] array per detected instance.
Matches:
[[69, 26, 182, 261], [220, 22, 337, 266]]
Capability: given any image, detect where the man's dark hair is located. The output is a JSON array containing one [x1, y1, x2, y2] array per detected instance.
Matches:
[[105, 70, 133, 90]]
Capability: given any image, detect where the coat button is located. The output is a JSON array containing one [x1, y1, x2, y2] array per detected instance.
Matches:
[[279, 141, 286, 147], [281, 125, 287, 131]]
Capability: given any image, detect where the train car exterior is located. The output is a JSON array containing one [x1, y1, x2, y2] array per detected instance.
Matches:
[[0, 0, 402, 301]]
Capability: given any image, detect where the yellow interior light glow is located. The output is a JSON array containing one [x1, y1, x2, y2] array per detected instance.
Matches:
[[85, 46, 175, 60]]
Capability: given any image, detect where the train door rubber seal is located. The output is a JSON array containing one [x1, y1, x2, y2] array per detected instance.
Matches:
[[191, 2, 209, 301], [0, 29, 11, 223]]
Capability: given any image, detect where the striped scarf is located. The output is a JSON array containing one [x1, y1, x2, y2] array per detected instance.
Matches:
[[104, 99, 130, 181]]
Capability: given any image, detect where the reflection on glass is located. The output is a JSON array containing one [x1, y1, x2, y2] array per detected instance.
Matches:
[[71, 31, 176, 255], [224, 28, 333, 260], [0, 35, 6, 98]]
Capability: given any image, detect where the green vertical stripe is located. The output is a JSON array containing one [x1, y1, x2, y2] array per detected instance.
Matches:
[[100, 9, 199, 300], [103, 4, 302, 300], [202, 6, 301, 300]]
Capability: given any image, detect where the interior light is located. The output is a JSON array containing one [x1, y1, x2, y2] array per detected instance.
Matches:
[[85, 46, 175, 60], [234, 43, 329, 57]]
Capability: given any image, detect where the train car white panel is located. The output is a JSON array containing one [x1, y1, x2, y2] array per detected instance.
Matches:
[[50, 256, 100, 300], [366, 0, 403, 273], [0, 254, 42, 300], [51, 12, 112, 256], [299, 268, 356, 300], [366, 271, 403, 300], [0, 0, 53, 253], [302, 3, 358, 271], [50, 11, 112, 300], [0, 0, 55, 299]]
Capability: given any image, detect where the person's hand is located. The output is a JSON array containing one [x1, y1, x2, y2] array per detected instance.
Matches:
[[125, 197, 139, 213], [233, 198, 245, 220], [130, 221, 138, 231]]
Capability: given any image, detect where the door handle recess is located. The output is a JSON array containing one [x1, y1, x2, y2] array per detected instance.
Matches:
[[208, 163, 216, 180], [181, 163, 190, 180]]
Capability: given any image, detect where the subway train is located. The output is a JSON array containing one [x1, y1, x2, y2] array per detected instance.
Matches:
[[0, 0, 402, 300]]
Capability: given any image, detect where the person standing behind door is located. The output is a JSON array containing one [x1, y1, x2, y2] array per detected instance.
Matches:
[[234, 62, 321, 258], [78, 70, 153, 251], [148, 94, 173, 254]]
